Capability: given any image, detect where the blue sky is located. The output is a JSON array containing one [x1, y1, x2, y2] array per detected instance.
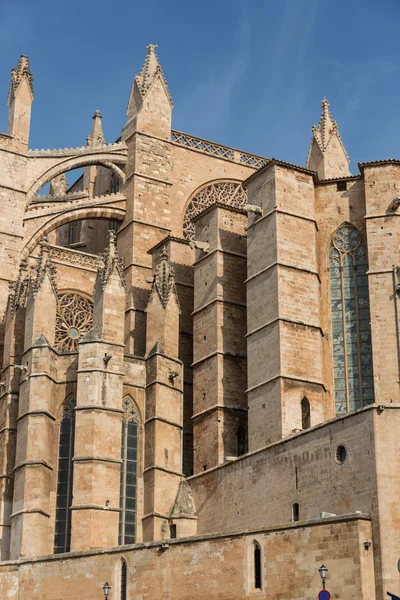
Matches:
[[0, 0, 399, 171]]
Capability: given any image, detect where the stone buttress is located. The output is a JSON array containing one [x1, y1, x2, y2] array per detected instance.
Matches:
[[9, 242, 58, 558], [71, 232, 126, 551], [192, 204, 248, 472], [143, 247, 183, 541]]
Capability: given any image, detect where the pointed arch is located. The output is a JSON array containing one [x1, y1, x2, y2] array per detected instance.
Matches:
[[119, 396, 140, 545], [54, 394, 76, 553], [301, 397, 311, 429], [328, 222, 374, 414], [120, 558, 127, 600], [182, 179, 247, 240], [253, 540, 262, 590]]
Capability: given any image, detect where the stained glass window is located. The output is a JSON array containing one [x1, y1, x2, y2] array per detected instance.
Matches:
[[329, 224, 374, 415], [54, 396, 76, 553], [119, 397, 138, 545]]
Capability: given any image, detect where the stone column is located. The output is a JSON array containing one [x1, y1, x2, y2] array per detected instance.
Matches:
[[192, 204, 248, 473], [143, 248, 183, 541], [71, 232, 126, 551]]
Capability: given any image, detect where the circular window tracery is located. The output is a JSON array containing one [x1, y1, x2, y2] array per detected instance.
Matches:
[[55, 292, 94, 352], [183, 181, 248, 240]]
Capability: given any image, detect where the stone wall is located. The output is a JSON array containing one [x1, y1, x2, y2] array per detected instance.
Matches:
[[0, 514, 374, 600]]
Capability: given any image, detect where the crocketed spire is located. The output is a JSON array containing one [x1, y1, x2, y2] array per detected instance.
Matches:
[[306, 97, 350, 179], [8, 55, 34, 103], [126, 44, 173, 119]]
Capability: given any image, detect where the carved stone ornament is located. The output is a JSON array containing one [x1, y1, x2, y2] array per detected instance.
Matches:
[[9, 258, 29, 315], [32, 238, 58, 298], [154, 248, 175, 307], [95, 230, 127, 292], [123, 397, 138, 423], [183, 181, 248, 240], [55, 292, 94, 352]]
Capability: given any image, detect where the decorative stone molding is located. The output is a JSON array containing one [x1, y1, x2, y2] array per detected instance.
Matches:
[[96, 230, 127, 292], [28, 141, 127, 157], [9, 259, 29, 315], [31, 238, 58, 298], [154, 248, 175, 307], [47, 245, 99, 271]]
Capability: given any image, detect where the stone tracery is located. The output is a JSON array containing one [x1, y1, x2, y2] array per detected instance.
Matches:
[[54, 292, 94, 352], [183, 181, 248, 240]]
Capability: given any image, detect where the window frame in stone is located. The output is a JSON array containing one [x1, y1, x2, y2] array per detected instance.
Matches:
[[54, 395, 76, 554], [254, 541, 262, 590], [301, 397, 311, 430], [118, 396, 139, 546], [120, 558, 127, 600], [329, 223, 374, 415]]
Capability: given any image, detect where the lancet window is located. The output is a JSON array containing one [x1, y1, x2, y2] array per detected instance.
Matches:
[[329, 224, 374, 415], [119, 397, 139, 545], [254, 541, 262, 590], [54, 396, 76, 554]]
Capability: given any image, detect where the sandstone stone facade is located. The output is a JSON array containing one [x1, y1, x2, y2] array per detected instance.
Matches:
[[0, 46, 398, 599]]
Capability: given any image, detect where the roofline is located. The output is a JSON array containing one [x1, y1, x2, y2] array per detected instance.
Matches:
[[315, 174, 362, 186], [243, 158, 316, 187], [358, 158, 400, 173], [147, 235, 190, 255]]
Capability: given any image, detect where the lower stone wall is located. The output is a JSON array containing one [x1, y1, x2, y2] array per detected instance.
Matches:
[[0, 514, 374, 600]]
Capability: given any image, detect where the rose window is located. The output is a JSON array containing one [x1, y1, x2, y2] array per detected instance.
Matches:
[[55, 293, 94, 352]]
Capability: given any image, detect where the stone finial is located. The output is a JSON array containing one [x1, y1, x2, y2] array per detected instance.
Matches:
[[95, 230, 126, 291], [86, 109, 105, 147], [306, 97, 351, 178], [8, 54, 34, 103]]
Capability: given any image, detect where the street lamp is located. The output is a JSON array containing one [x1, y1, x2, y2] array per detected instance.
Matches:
[[103, 582, 111, 599], [318, 565, 328, 590]]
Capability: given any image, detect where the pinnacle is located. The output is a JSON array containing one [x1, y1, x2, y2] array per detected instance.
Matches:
[[135, 44, 172, 104], [87, 109, 105, 147], [9, 54, 34, 101]]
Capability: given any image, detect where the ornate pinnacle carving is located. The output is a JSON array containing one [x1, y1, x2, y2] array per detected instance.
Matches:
[[311, 97, 349, 160], [87, 109, 106, 147], [9, 258, 30, 315], [8, 55, 34, 102], [134, 44, 172, 106], [32, 237, 58, 298], [96, 230, 126, 291], [154, 247, 176, 308]]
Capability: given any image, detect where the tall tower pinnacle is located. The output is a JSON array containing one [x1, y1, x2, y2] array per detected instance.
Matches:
[[306, 98, 350, 179], [126, 44, 172, 122], [7, 55, 34, 149]]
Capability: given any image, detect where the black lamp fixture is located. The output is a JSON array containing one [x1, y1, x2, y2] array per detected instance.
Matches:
[[103, 582, 111, 599], [318, 565, 328, 590]]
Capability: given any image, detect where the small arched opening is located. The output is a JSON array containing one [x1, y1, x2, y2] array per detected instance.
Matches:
[[301, 397, 311, 430]]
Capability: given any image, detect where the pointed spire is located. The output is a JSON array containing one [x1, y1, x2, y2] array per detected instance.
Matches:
[[127, 44, 172, 118], [306, 97, 350, 178], [95, 230, 126, 291], [87, 109, 105, 147], [8, 54, 34, 104]]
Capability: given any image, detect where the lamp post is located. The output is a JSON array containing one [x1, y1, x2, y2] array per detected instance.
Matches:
[[103, 582, 111, 600], [318, 565, 328, 590]]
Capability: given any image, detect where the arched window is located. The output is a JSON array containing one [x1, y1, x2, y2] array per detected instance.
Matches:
[[119, 397, 138, 545], [292, 503, 300, 522], [329, 224, 374, 414], [301, 397, 310, 429], [110, 172, 120, 194], [121, 558, 127, 600], [254, 541, 262, 590], [237, 425, 247, 456], [54, 396, 76, 553]]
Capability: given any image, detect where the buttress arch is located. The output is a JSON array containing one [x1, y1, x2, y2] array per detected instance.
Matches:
[[25, 153, 127, 205], [22, 205, 125, 256]]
